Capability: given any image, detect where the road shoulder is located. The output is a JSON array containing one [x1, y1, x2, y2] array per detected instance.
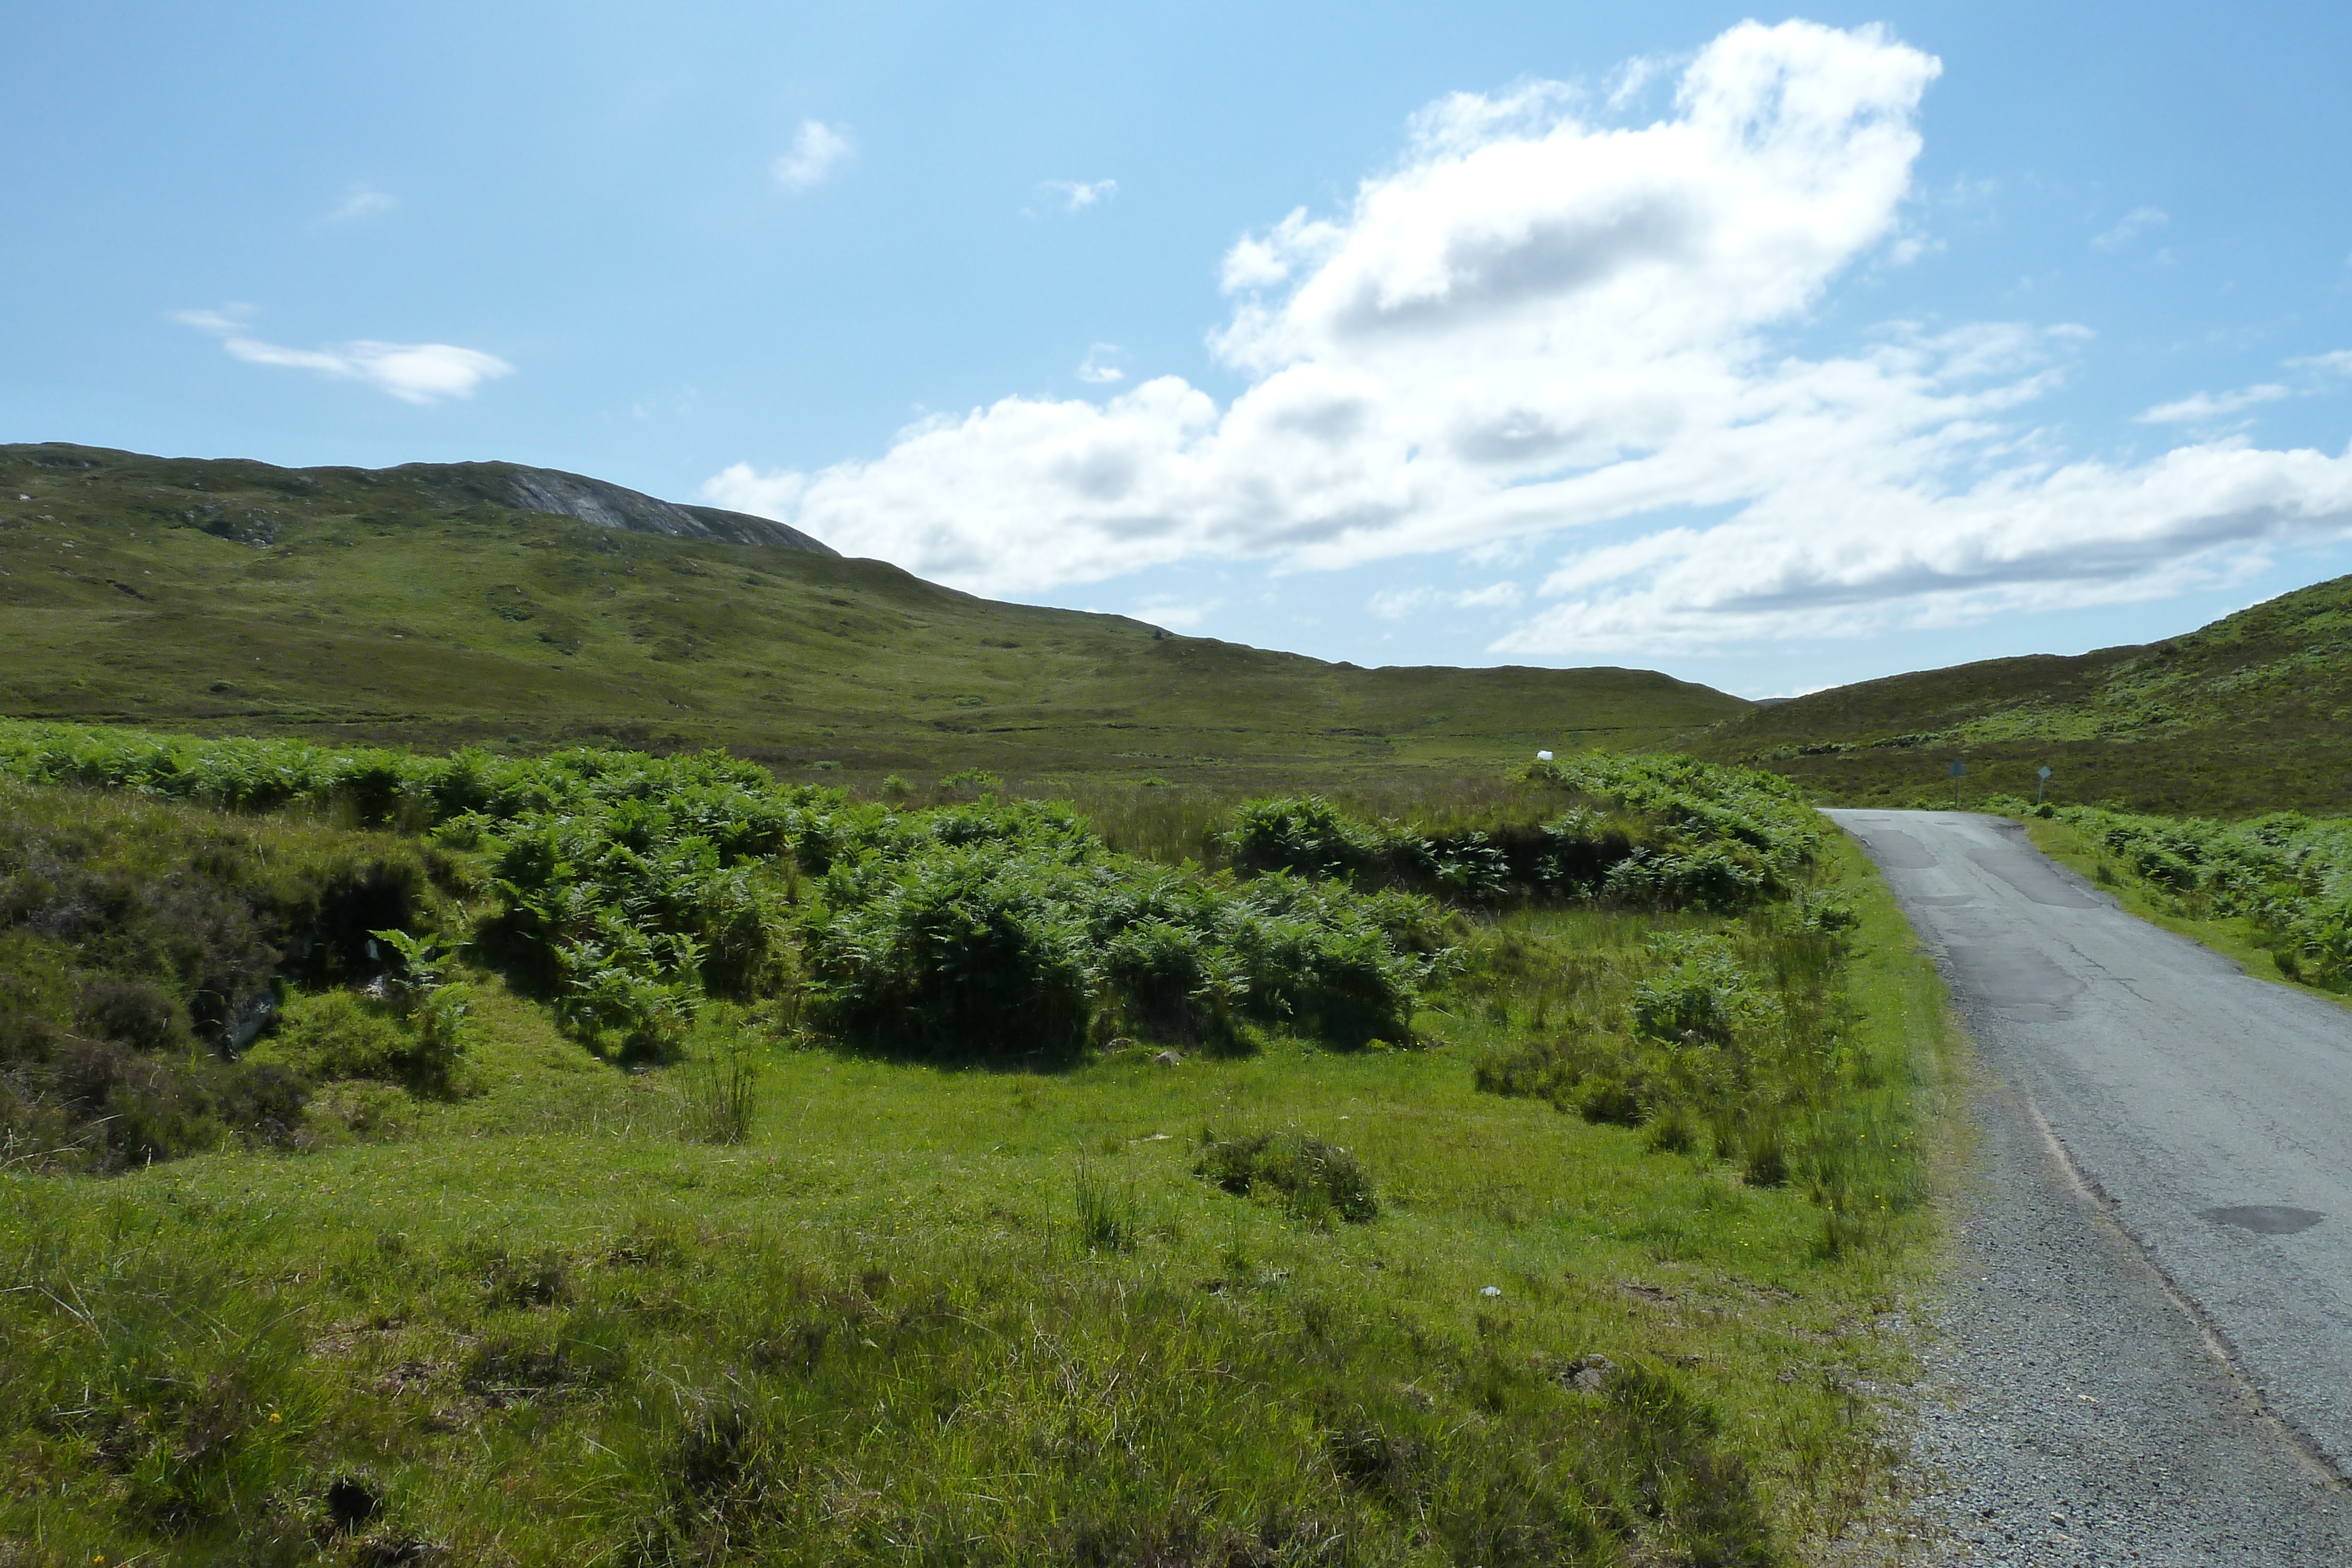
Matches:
[[1824, 810, 2352, 1567]]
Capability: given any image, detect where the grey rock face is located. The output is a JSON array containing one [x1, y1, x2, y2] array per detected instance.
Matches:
[[500, 466, 837, 553], [389, 460, 836, 554]]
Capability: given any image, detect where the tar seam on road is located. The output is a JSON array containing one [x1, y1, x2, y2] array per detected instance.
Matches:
[[2020, 1089, 2346, 1491]]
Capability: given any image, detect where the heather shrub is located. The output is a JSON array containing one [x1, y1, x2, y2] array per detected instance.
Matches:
[[1222, 754, 1814, 912], [0, 781, 437, 1167], [1197, 1129, 1378, 1223], [800, 837, 1436, 1057]]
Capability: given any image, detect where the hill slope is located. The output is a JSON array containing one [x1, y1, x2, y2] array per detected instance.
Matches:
[[0, 443, 1744, 782], [1693, 574, 2352, 814]]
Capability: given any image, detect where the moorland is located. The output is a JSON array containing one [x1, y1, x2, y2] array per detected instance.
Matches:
[[0, 443, 1738, 790], [1695, 573, 2352, 817], [22, 437, 2352, 1566]]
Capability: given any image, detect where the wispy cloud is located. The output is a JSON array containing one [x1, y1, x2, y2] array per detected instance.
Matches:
[[1075, 344, 1125, 385], [773, 120, 852, 192], [2288, 349, 2352, 377], [1369, 583, 1524, 619], [2138, 384, 2290, 424], [2093, 205, 2169, 250], [321, 185, 396, 225], [2140, 351, 2352, 426], [172, 308, 246, 336], [1040, 178, 1119, 212], [1604, 52, 1678, 111], [174, 307, 512, 404], [1454, 581, 1524, 610]]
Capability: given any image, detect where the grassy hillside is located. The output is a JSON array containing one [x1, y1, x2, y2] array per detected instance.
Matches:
[[0, 733, 1953, 1564], [1692, 574, 2352, 814], [0, 444, 1743, 786]]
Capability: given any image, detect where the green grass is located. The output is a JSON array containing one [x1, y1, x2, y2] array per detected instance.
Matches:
[[0, 443, 1743, 786], [1, 939, 1941, 1565], [1692, 572, 2352, 815], [0, 748, 1957, 1565]]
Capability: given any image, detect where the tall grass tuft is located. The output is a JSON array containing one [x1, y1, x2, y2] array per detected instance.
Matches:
[[1073, 1159, 1140, 1253], [681, 1007, 763, 1145]]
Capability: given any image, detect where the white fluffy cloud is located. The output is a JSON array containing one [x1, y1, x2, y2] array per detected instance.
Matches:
[[1041, 179, 1118, 211], [2139, 384, 2291, 424], [706, 20, 2352, 654], [175, 309, 512, 404], [774, 121, 852, 191]]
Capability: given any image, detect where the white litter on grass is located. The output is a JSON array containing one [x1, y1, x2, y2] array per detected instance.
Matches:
[[1480, 1285, 1502, 1298], [1535, 750, 1553, 762]]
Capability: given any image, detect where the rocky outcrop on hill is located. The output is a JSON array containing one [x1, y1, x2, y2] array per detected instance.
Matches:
[[0, 444, 838, 556], [407, 462, 836, 553]]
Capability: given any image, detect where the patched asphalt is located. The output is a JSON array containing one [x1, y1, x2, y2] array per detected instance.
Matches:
[[1830, 810, 2352, 1564]]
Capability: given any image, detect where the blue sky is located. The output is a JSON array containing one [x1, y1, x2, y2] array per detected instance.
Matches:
[[6, 2, 2351, 697]]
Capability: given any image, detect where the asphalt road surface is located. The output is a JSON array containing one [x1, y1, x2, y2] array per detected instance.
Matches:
[[1828, 810, 2352, 1564]]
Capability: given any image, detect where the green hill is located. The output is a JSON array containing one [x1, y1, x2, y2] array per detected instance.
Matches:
[[0, 443, 1743, 786], [1693, 574, 2352, 814]]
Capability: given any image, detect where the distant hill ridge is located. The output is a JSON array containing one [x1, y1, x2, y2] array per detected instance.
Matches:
[[0, 442, 833, 554], [1697, 573, 2352, 815], [0, 443, 1743, 778]]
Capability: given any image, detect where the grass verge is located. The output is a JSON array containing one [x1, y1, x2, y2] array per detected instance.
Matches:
[[2017, 815, 2352, 1008]]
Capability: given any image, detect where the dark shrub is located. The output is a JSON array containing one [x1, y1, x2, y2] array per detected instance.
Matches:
[[803, 845, 1098, 1058], [1197, 1129, 1378, 1223], [478, 1246, 572, 1309], [1227, 795, 1382, 880], [206, 1059, 309, 1148], [76, 975, 185, 1051]]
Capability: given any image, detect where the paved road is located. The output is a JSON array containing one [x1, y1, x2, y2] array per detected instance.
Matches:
[[1829, 810, 2352, 1564]]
